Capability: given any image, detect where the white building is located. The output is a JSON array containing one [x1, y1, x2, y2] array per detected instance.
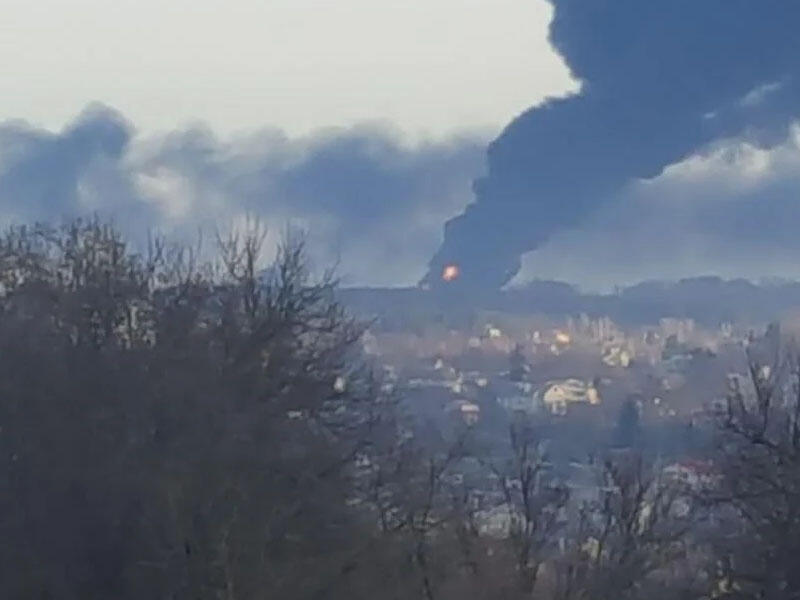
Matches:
[[660, 318, 695, 344], [476, 504, 514, 538], [535, 379, 601, 416], [460, 402, 480, 426], [602, 345, 633, 368]]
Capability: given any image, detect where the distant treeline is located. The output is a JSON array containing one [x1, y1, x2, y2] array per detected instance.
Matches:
[[341, 277, 800, 328]]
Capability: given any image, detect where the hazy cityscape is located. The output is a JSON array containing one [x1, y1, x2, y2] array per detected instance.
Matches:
[[3, 1, 800, 599]]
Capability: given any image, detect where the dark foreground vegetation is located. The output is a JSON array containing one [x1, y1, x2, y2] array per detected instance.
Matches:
[[1, 218, 800, 599]]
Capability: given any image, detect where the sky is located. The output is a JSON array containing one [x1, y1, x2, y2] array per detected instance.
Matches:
[[518, 125, 800, 292], [0, 0, 573, 139], [1, 0, 800, 290]]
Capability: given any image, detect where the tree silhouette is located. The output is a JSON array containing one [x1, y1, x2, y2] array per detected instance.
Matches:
[[509, 343, 527, 382], [614, 399, 640, 448]]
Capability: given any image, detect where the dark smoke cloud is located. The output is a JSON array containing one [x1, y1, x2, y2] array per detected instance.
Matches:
[[425, 0, 800, 290], [0, 104, 139, 223], [0, 108, 486, 286]]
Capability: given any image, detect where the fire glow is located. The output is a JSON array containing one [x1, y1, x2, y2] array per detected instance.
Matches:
[[442, 264, 460, 282]]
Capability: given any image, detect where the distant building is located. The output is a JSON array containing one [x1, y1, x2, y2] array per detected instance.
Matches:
[[476, 504, 514, 538], [333, 376, 347, 393], [460, 402, 480, 426], [447, 400, 480, 425], [602, 345, 633, 368], [660, 318, 695, 344], [535, 379, 601, 416], [485, 324, 503, 339], [449, 374, 465, 394], [591, 316, 619, 342]]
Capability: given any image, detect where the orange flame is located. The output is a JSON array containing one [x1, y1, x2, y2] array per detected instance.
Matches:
[[442, 264, 460, 282]]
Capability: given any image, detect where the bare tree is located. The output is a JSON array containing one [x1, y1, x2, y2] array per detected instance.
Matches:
[[563, 453, 699, 600], [0, 218, 392, 600], [710, 335, 800, 599]]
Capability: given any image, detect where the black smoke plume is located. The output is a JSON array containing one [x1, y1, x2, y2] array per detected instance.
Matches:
[[424, 0, 800, 290]]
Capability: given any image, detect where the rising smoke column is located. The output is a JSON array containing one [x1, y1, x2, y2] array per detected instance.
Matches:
[[424, 0, 800, 290]]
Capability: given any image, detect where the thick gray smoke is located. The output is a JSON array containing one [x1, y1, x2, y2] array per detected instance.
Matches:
[[0, 108, 485, 286], [0, 105, 138, 223], [424, 0, 800, 290]]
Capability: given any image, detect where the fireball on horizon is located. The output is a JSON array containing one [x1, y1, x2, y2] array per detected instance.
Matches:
[[442, 264, 460, 283]]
